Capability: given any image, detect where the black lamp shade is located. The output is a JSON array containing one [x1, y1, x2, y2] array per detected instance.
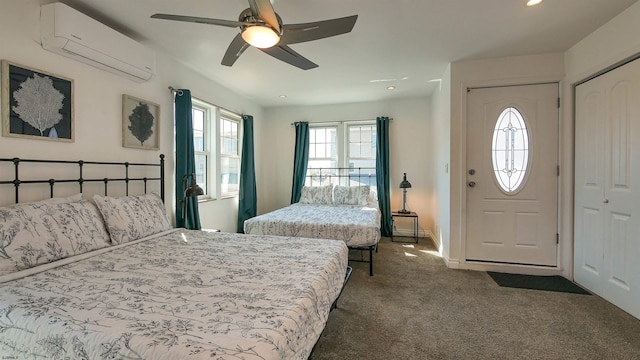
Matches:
[[399, 173, 412, 189], [185, 176, 204, 197]]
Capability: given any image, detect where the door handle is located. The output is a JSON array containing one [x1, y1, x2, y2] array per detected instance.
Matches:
[[468, 181, 476, 188], [603, 199, 609, 203]]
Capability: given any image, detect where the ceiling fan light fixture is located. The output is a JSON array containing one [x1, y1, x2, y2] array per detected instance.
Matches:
[[241, 25, 280, 48]]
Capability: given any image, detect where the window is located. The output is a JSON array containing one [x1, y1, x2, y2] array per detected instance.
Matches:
[[347, 124, 376, 187], [306, 122, 376, 190], [492, 107, 529, 193], [220, 112, 241, 196], [188, 98, 242, 200], [192, 100, 211, 196], [307, 126, 337, 186]]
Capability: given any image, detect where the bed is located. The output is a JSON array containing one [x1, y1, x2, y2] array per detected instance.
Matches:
[[0, 155, 349, 360], [244, 184, 381, 275]]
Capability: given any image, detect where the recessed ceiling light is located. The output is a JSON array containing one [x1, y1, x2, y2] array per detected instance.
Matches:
[[387, 86, 396, 90], [279, 95, 287, 99], [526, 0, 543, 6]]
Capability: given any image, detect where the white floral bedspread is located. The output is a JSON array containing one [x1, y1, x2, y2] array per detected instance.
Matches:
[[0, 229, 348, 360], [244, 203, 381, 248]]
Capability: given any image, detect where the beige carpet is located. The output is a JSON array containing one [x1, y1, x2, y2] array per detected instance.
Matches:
[[310, 237, 640, 360]]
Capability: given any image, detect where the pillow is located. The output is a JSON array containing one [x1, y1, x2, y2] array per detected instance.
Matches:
[[333, 185, 370, 205], [0, 199, 110, 276], [299, 185, 334, 205], [19, 193, 83, 205], [367, 189, 379, 208], [93, 192, 171, 245]]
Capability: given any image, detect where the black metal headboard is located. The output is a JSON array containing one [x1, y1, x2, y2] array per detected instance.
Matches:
[[0, 154, 165, 204], [305, 166, 376, 187]]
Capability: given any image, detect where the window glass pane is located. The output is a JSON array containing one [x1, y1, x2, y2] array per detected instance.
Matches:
[[192, 108, 205, 152], [309, 127, 337, 160], [346, 124, 376, 189], [232, 127, 238, 154], [194, 153, 208, 194], [348, 159, 376, 187], [221, 156, 239, 194], [349, 142, 361, 158], [317, 143, 326, 158], [221, 118, 239, 156], [309, 143, 316, 158], [306, 159, 338, 186], [492, 107, 530, 193], [349, 125, 375, 159], [218, 114, 241, 196]]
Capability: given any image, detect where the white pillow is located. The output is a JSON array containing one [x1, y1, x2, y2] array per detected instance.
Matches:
[[0, 199, 110, 276], [19, 193, 83, 205], [367, 189, 379, 207], [333, 185, 370, 205], [299, 185, 334, 205], [93, 192, 171, 244]]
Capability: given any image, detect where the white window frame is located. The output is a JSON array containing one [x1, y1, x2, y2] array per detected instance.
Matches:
[[188, 98, 242, 201], [307, 124, 339, 186], [192, 98, 214, 200], [346, 123, 377, 187], [219, 110, 242, 198], [307, 121, 376, 188]]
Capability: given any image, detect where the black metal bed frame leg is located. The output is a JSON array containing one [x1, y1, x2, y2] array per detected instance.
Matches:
[[332, 266, 353, 310], [369, 247, 373, 276]]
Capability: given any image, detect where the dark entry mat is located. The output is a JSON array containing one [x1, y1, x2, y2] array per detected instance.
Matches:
[[487, 272, 591, 295]]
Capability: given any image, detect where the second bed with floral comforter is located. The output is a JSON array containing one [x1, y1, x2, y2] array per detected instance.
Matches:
[[243, 203, 381, 248]]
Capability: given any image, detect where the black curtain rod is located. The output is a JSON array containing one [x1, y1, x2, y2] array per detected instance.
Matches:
[[291, 118, 393, 126], [168, 86, 245, 117]]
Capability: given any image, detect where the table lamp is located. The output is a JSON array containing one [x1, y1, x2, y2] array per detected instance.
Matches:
[[398, 172, 412, 214]]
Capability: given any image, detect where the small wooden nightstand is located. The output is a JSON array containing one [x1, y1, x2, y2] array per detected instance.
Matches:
[[391, 211, 419, 243]]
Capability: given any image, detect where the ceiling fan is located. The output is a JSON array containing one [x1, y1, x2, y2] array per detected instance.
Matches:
[[151, 0, 358, 70]]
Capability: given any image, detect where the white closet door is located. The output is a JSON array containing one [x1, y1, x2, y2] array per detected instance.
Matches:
[[574, 57, 640, 319]]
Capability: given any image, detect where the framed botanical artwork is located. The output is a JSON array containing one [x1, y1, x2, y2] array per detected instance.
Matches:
[[122, 94, 160, 150], [1, 60, 74, 142]]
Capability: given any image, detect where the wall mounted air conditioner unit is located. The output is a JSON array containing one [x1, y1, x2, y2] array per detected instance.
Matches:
[[40, 2, 156, 82]]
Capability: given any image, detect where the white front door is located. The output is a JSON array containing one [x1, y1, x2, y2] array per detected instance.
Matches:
[[466, 84, 559, 266], [574, 57, 640, 319]]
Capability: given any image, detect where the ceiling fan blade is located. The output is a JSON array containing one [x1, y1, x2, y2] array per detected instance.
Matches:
[[247, 0, 280, 33], [280, 15, 358, 45], [221, 33, 251, 66], [151, 13, 245, 28], [260, 45, 318, 70]]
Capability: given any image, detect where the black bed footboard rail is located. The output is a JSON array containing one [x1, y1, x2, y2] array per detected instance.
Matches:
[[305, 166, 376, 187], [0, 154, 165, 204]]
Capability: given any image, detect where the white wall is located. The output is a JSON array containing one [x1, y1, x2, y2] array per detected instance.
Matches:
[[448, 53, 565, 272], [430, 65, 451, 255], [260, 97, 434, 237], [0, 0, 262, 232]]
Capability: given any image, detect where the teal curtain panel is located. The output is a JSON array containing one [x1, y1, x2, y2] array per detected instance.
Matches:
[[290, 121, 309, 204], [174, 89, 201, 230], [237, 114, 257, 233], [376, 116, 392, 236]]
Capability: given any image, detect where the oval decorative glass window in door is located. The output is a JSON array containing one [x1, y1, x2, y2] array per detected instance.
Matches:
[[492, 107, 529, 193]]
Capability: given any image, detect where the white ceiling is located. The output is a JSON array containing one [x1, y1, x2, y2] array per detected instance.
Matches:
[[57, 0, 637, 107]]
